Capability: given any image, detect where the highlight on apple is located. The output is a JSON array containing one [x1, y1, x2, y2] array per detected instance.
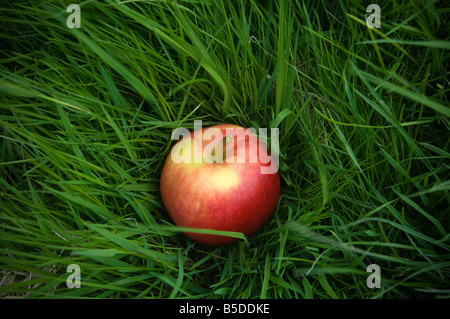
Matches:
[[170, 120, 279, 174]]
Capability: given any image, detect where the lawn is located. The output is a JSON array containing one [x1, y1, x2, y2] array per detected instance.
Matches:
[[0, 0, 449, 299]]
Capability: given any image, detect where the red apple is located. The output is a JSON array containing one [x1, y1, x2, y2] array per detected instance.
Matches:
[[160, 123, 280, 245]]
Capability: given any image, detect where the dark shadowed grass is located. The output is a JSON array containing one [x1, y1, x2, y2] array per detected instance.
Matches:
[[0, 0, 449, 298]]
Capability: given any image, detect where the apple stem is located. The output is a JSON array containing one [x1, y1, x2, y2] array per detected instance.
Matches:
[[211, 134, 231, 163]]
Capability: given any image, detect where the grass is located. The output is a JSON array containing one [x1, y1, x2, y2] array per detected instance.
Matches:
[[0, 0, 449, 299]]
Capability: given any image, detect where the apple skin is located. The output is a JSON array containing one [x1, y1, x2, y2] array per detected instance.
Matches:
[[160, 124, 280, 245]]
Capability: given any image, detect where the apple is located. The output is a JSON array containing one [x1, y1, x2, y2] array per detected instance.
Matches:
[[160, 123, 280, 245]]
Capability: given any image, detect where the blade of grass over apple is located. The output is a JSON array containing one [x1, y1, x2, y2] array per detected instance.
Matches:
[[156, 225, 248, 244]]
